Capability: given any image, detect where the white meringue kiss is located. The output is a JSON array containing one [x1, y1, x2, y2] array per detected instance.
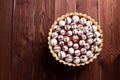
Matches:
[[64, 36, 70, 42], [66, 30, 72, 36], [73, 35, 79, 42], [72, 16, 79, 23], [84, 43, 90, 49], [94, 31, 100, 37], [82, 35, 87, 40], [74, 50, 81, 56], [78, 30, 83, 36], [84, 26, 89, 33], [87, 32, 94, 38], [60, 29, 65, 35], [65, 54, 73, 62], [50, 38, 57, 46], [91, 45, 99, 52], [67, 41, 73, 47], [86, 21, 92, 26], [77, 24, 83, 30], [71, 23, 77, 29], [79, 40, 85, 46], [62, 46, 68, 52], [73, 29, 78, 34], [59, 41, 64, 46], [65, 17, 72, 24], [52, 32, 58, 38], [73, 57, 80, 64], [81, 48, 87, 54], [79, 18, 87, 24], [65, 25, 71, 30], [58, 35, 64, 41], [73, 43, 79, 49], [94, 38, 102, 45], [58, 51, 66, 59], [80, 55, 88, 62], [92, 25, 97, 31], [65, 57, 73, 63], [86, 50, 93, 58], [59, 20, 65, 26], [53, 45, 61, 53], [68, 48, 74, 54], [87, 38, 93, 44]]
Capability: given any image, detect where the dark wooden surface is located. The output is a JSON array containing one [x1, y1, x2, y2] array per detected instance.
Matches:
[[0, 0, 120, 80]]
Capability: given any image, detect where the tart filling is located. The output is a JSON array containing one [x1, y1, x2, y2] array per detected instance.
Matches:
[[48, 13, 103, 66]]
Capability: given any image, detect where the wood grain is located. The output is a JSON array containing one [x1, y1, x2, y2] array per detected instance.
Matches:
[[33, 0, 56, 80], [76, 0, 100, 80], [54, 0, 77, 80], [0, 0, 120, 80], [12, 0, 35, 80], [0, 0, 13, 80], [99, 0, 120, 80]]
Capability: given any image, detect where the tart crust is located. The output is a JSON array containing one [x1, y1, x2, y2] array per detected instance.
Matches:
[[48, 12, 103, 66]]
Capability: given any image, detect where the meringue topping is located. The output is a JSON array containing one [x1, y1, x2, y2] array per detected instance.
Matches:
[[65, 54, 73, 62], [92, 25, 97, 31], [66, 30, 72, 36], [59, 20, 65, 26], [64, 36, 70, 42], [91, 45, 99, 52], [80, 55, 88, 62], [65, 17, 72, 24], [62, 46, 68, 51], [94, 38, 102, 45], [79, 18, 87, 24], [73, 43, 79, 49], [49, 13, 103, 65], [58, 51, 66, 59], [73, 35, 79, 42], [79, 40, 85, 46], [72, 16, 79, 23], [60, 29, 65, 35], [81, 48, 87, 54], [84, 43, 90, 49], [52, 32, 58, 38], [71, 23, 77, 29], [73, 57, 80, 64], [50, 39, 57, 46], [67, 41, 73, 47], [73, 29, 78, 34], [68, 48, 74, 54], [58, 35, 64, 41], [74, 50, 81, 56], [53, 45, 61, 53], [59, 41, 64, 46], [86, 21, 92, 26], [86, 50, 93, 58], [65, 25, 71, 30]]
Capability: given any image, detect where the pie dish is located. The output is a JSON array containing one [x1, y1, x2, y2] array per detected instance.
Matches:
[[48, 12, 103, 66]]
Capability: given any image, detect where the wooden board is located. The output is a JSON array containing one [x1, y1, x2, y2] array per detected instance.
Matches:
[[0, 0, 13, 80], [76, 0, 100, 80], [99, 0, 120, 80], [0, 0, 120, 80]]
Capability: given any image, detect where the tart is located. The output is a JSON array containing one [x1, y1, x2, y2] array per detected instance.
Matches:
[[48, 12, 103, 66]]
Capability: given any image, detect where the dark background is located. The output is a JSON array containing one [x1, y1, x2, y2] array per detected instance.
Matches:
[[0, 0, 120, 80]]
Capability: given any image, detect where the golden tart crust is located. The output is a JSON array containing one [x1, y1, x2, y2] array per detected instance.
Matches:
[[48, 12, 103, 66]]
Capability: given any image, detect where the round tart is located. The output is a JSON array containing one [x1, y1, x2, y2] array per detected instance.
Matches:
[[48, 12, 103, 66]]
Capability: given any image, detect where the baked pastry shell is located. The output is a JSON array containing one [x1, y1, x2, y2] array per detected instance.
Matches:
[[48, 12, 103, 66]]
